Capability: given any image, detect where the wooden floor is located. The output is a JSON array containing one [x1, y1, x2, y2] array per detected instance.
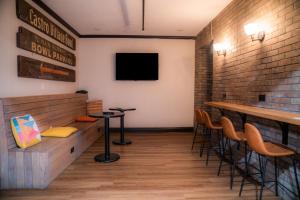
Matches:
[[0, 132, 278, 200]]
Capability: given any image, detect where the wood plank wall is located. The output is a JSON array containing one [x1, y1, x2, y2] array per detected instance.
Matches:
[[2, 93, 88, 149]]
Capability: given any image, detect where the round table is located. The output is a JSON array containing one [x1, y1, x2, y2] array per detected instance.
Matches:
[[109, 107, 136, 145], [89, 111, 124, 163]]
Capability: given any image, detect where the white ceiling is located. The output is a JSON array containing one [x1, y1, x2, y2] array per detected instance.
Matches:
[[41, 0, 232, 36]]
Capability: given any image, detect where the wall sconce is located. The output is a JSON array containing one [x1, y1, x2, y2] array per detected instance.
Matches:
[[214, 41, 231, 56], [244, 23, 265, 41]]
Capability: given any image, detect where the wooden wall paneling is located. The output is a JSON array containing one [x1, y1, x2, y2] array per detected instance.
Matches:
[[87, 100, 103, 114], [2, 93, 85, 106], [3, 94, 88, 139], [16, 151, 25, 188], [77, 125, 101, 156], [24, 151, 33, 188], [31, 151, 41, 188], [4, 101, 50, 113], [0, 100, 9, 188], [46, 136, 78, 185], [8, 151, 17, 188], [39, 152, 48, 189]]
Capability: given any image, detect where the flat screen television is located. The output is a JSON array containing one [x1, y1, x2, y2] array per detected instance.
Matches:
[[116, 53, 159, 80]]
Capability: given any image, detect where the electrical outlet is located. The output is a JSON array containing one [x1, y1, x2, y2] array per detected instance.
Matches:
[[223, 93, 227, 99], [70, 146, 75, 154], [259, 94, 266, 102]]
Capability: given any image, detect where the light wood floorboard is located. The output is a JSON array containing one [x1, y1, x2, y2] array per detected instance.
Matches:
[[0, 132, 278, 200]]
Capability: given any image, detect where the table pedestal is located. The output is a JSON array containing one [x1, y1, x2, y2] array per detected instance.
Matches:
[[112, 115, 132, 145], [93, 114, 120, 163], [109, 108, 136, 145], [94, 153, 120, 163]]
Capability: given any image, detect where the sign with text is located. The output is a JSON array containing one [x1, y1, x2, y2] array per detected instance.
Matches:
[[18, 56, 76, 82], [16, 0, 76, 50], [17, 27, 76, 66]]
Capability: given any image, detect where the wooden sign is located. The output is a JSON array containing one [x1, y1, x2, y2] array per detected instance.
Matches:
[[16, 0, 76, 50], [18, 56, 75, 82], [17, 27, 76, 66]]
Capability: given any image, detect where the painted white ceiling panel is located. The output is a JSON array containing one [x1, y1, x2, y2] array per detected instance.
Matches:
[[41, 0, 232, 36]]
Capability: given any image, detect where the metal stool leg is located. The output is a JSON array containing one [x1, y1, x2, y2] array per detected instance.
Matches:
[[191, 123, 199, 150], [239, 143, 251, 197], [199, 126, 206, 157], [228, 140, 234, 189], [274, 157, 279, 196], [292, 157, 300, 200], [206, 129, 212, 166], [217, 137, 228, 176], [258, 154, 266, 200]]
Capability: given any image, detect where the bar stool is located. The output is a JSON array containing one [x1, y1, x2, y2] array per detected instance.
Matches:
[[239, 123, 300, 200], [218, 116, 248, 189], [201, 111, 223, 166], [191, 109, 205, 150]]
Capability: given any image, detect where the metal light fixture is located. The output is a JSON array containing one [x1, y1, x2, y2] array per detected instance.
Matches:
[[214, 41, 231, 56], [244, 23, 265, 41], [142, 0, 145, 31]]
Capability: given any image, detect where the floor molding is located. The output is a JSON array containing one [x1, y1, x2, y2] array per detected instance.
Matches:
[[110, 127, 193, 132]]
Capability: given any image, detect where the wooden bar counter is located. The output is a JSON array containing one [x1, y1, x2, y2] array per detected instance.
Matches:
[[205, 101, 300, 145]]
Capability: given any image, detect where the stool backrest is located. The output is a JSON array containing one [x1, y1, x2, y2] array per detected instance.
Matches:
[[202, 111, 214, 129], [221, 117, 241, 141], [195, 109, 204, 124], [245, 123, 268, 155]]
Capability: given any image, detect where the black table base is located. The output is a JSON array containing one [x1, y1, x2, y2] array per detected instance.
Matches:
[[88, 112, 124, 163], [113, 139, 132, 145], [94, 153, 120, 163], [109, 107, 136, 146]]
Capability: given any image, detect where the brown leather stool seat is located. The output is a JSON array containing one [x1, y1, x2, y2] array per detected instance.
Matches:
[[200, 111, 223, 166], [191, 109, 205, 150], [263, 142, 295, 157], [239, 123, 300, 200], [218, 117, 249, 189]]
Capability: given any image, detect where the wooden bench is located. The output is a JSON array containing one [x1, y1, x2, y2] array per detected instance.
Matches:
[[0, 93, 103, 189]]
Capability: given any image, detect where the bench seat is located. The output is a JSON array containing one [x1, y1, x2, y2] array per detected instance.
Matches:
[[0, 94, 103, 189], [7, 120, 101, 189]]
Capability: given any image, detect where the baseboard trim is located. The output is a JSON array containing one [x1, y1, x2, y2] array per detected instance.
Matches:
[[110, 127, 193, 132]]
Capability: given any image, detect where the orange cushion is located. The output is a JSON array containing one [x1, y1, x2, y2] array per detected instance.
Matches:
[[75, 116, 97, 122]]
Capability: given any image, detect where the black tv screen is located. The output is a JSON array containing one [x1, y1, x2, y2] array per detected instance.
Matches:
[[116, 53, 159, 80]]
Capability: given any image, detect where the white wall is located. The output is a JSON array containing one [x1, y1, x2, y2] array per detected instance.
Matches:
[[0, 0, 78, 98], [78, 38, 195, 127], [0, 0, 195, 128]]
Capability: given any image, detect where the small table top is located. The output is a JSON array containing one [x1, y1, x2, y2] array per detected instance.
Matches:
[[109, 107, 136, 112], [205, 101, 300, 126], [89, 111, 124, 119]]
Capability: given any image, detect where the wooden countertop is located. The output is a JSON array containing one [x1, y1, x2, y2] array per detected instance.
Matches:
[[205, 101, 300, 126]]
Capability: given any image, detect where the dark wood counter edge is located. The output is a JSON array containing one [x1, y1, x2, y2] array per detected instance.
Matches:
[[205, 102, 300, 126], [205, 101, 300, 145]]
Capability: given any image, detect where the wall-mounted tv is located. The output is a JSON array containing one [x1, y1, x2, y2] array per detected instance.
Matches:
[[116, 53, 159, 80]]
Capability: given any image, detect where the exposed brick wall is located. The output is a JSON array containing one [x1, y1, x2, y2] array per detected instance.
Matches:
[[194, 47, 212, 110], [195, 0, 300, 199]]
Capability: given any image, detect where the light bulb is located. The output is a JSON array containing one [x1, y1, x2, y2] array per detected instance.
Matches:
[[244, 23, 259, 36]]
